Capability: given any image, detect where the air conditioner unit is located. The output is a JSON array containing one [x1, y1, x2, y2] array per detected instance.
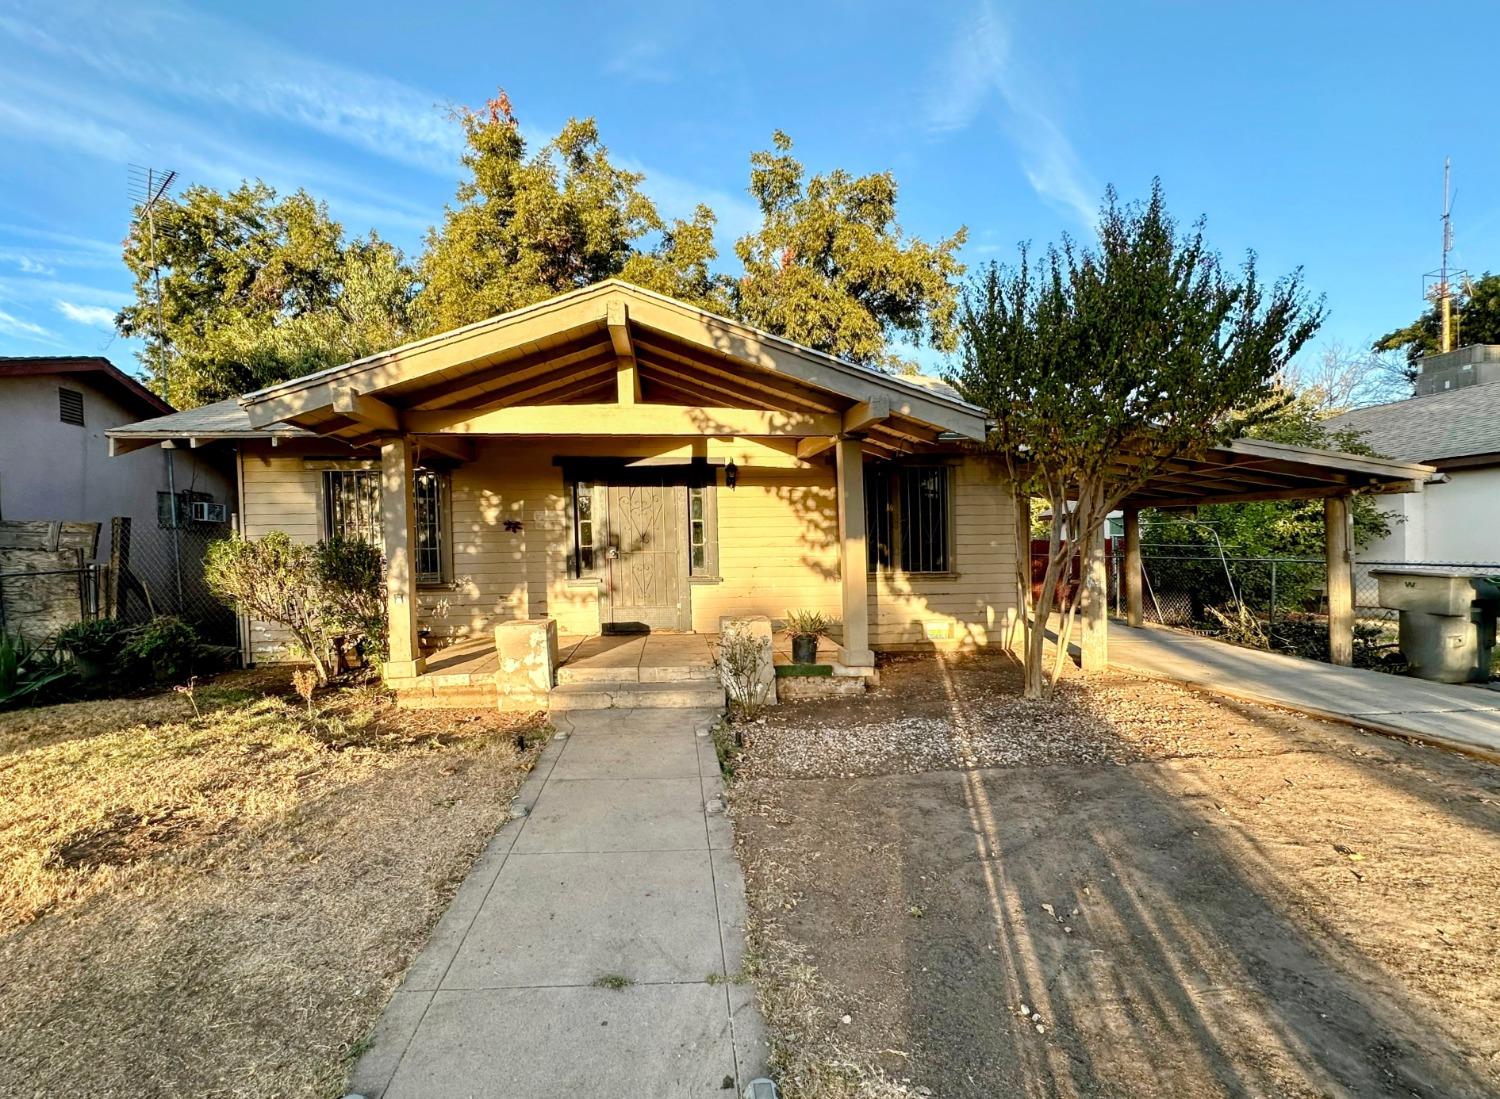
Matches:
[[191, 500, 228, 523]]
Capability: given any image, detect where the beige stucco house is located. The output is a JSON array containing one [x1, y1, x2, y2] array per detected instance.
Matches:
[[108, 281, 1434, 703]]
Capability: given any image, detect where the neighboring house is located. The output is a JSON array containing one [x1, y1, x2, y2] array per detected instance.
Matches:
[[108, 281, 1430, 687], [1328, 344, 1500, 564], [0, 356, 235, 635]]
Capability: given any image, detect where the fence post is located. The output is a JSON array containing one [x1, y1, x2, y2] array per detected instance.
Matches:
[[1268, 559, 1277, 639], [108, 517, 130, 619]]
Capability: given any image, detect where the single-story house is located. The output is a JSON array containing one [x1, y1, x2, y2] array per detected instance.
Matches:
[[107, 281, 1435, 703], [1328, 344, 1500, 566], [0, 356, 234, 640]]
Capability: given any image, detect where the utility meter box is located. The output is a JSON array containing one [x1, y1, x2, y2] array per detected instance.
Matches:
[[1371, 568, 1500, 684]]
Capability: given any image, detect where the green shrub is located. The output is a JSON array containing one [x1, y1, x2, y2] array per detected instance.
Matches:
[[0, 634, 72, 710], [205, 531, 387, 684], [55, 618, 129, 664], [121, 616, 202, 687]]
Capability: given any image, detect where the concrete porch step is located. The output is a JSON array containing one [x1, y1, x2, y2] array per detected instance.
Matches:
[[549, 680, 726, 711], [556, 663, 717, 686]]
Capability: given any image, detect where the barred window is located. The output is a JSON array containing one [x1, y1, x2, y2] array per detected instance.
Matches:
[[322, 468, 448, 584], [866, 464, 952, 575], [572, 480, 597, 576], [413, 470, 446, 584]]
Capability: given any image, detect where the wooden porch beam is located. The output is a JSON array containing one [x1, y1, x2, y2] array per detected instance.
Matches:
[[332, 386, 401, 433], [608, 300, 640, 405], [633, 336, 840, 413], [414, 436, 477, 464], [403, 404, 841, 437]]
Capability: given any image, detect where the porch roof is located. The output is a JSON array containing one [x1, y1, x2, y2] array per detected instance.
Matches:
[[232, 280, 988, 459], [1119, 437, 1435, 510]]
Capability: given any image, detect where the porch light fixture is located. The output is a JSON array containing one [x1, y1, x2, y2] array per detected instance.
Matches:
[[725, 460, 738, 490]]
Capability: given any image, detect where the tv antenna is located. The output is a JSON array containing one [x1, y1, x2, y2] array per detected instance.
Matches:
[[128, 165, 178, 400], [1422, 158, 1465, 354]]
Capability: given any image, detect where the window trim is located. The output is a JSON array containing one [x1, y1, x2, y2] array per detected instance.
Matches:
[[866, 461, 958, 579]]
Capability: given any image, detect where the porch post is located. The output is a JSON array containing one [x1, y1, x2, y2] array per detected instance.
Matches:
[[835, 437, 874, 668], [1123, 504, 1144, 628], [380, 435, 425, 679], [1079, 522, 1109, 673], [1325, 494, 1354, 666]]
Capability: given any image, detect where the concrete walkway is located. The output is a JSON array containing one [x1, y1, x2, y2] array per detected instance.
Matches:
[[1110, 621, 1500, 761], [348, 708, 766, 1098]]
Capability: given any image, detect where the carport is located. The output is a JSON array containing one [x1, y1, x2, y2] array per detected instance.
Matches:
[[1076, 438, 1436, 670]]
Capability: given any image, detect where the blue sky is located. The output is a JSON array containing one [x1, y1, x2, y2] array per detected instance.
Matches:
[[1, 0, 1496, 381]]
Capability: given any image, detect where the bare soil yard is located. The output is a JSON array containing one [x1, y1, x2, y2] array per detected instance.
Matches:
[[0, 670, 546, 1098], [731, 652, 1500, 1099]]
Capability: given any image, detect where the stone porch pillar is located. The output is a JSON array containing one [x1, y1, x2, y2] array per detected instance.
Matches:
[[835, 437, 874, 668], [1325, 494, 1354, 666], [381, 435, 425, 679]]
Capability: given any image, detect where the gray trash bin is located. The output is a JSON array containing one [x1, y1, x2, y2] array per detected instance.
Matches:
[[1370, 568, 1500, 683]]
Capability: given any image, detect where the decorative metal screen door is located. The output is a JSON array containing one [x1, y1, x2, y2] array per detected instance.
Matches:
[[603, 483, 687, 631]]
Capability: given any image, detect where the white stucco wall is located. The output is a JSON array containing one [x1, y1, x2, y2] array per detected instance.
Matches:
[[0, 374, 232, 561], [1362, 470, 1500, 565]]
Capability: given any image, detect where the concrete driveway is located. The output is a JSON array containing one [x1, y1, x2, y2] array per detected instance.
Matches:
[[348, 708, 765, 1098]]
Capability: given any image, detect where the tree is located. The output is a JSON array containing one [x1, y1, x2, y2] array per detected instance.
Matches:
[[733, 131, 966, 372], [1282, 339, 1411, 412], [415, 93, 730, 333], [118, 182, 416, 408], [1375, 271, 1500, 364], [953, 181, 1324, 699]]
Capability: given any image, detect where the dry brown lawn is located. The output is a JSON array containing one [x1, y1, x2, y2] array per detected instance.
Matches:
[[731, 651, 1500, 1099], [0, 669, 547, 1098]]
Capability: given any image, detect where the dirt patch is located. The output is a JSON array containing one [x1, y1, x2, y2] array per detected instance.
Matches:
[[0, 668, 547, 1097], [732, 650, 1500, 1098]]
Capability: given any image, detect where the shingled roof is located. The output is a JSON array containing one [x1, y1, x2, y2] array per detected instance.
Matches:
[[1327, 381, 1500, 467]]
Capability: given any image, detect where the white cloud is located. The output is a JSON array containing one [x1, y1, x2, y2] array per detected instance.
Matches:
[[926, 1, 1099, 229], [56, 300, 118, 327], [0, 308, 52, 339], [0, 3, 462, 175], [605, 40, 675, 85]]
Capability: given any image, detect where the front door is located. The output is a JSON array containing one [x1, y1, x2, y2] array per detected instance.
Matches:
[[603, 482, 688, 631]]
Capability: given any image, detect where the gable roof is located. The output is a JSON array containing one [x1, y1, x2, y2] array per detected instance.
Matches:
[[235, 280, 989, 449], [0, 356, 172, 417], [1326, 382, 1500, 467]]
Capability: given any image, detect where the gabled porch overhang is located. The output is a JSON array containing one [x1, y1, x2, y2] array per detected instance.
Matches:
[[236, 281, 990, 679]]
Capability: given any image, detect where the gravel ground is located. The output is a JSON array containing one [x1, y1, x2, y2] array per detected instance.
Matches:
[[732, 650, 1500, 1099]]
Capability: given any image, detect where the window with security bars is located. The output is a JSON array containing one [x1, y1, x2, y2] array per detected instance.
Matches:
[[865, 464, 952, 575], [688, 483, 718, 577], [58, 386, 84, 426], [323, 468, 447, 584]]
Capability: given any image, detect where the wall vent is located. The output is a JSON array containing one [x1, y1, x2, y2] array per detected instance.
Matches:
[[58, 387, 84, 426]]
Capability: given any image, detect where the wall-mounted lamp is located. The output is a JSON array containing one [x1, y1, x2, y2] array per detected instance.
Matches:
[[724, 460, 738, 490]]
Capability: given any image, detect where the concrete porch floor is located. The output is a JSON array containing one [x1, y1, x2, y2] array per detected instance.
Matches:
[[412, 632, 717, 685]]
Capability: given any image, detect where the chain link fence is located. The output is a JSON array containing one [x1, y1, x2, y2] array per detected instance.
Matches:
[[110, 515, 239, 646]]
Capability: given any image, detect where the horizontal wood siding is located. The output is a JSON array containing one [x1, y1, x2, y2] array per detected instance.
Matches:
[[240, 450, 322, 659], [869, 455, 1017, 649]]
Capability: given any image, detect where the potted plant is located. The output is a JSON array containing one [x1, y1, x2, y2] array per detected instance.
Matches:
[[55, 618, 128, 686], [784, 609, 833, 665]]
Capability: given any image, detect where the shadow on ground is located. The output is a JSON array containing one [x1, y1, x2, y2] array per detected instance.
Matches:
[[734, 650, 1500, 1099]]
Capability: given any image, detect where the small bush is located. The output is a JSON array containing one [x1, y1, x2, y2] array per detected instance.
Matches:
[[55, 618, 129, 665], [0, 635, 71, 710], [121, 616, 202, 687], [714, 622, 773, 721]]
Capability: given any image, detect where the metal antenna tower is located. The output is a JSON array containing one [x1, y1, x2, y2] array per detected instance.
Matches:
[[128, 165, 178, 399], [1423, 158, 1465, 354]]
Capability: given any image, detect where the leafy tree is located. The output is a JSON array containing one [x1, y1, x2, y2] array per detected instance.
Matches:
[[1375, 271, 1500, 364], [416, 94, 730, 333], [733, 131, 966, 372], [953, 181, 1324, 699], [118, 182, 416, 408]]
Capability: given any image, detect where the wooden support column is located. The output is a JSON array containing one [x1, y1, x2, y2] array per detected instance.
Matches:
[[1325, 494, 1354, 667], [1123, 504, 1144, 627], [1079, 523, 1110, 673], [835, 437, 874, 668], [380, 436, 425, 680]]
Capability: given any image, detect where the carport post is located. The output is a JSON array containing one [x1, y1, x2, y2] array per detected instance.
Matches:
[[1123, 504, 1144, 627], [835, 436, 874, 668], [1324, 494, 1354, 666], [1079, 523, 1109, 673], [380, 435, 426, 680]]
